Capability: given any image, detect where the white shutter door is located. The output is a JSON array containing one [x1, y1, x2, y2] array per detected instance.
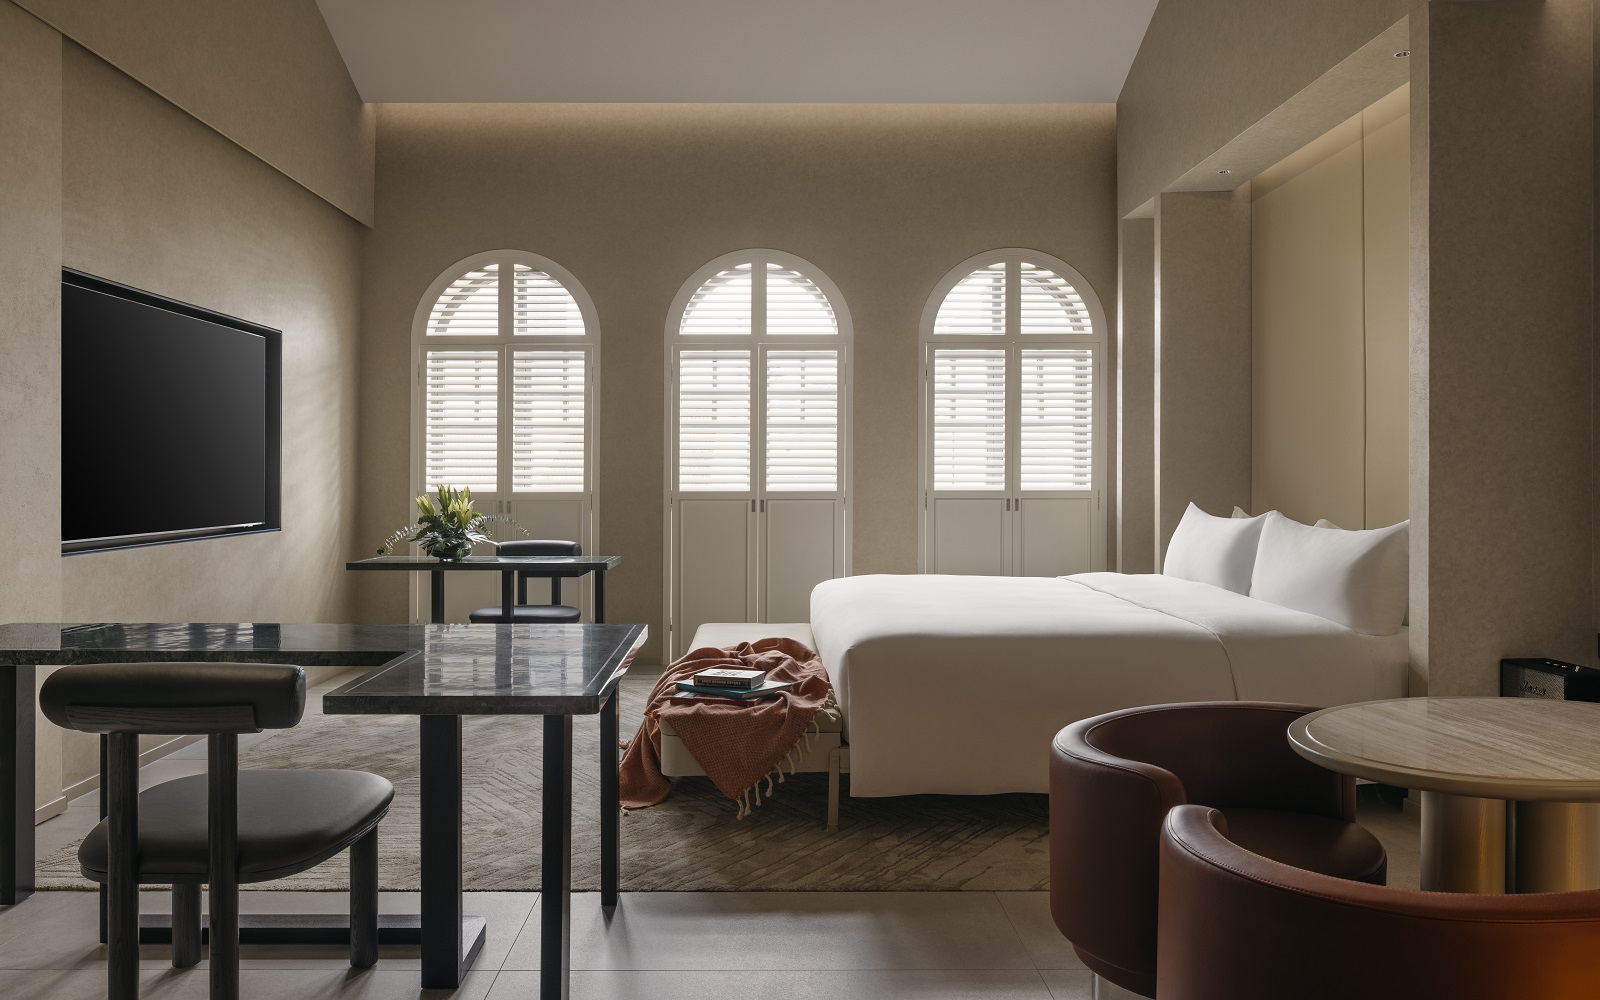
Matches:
[[931, 348, 1007, 491], [1019, 348, 1094, 491], [511, 349, 586, 492], [426, 264, 500, 337], [423, 349, 499, 491], [678, 349, 752, 491], [765, 349, 838, 492]]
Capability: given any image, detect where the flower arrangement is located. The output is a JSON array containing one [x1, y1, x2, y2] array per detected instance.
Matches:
[[377, 485, 524, 560]]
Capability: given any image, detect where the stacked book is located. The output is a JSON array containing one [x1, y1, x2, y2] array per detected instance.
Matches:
[[671, 667, 793, 706]]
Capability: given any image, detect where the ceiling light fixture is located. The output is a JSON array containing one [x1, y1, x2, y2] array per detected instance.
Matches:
[[1395, 50, 1410, 58], [1217, 169, 1232, 175]]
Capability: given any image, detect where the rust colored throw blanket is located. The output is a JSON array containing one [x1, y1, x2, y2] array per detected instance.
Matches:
[[620, 637, 833, 817]]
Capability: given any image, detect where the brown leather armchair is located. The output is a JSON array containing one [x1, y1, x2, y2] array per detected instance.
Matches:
[[1159, 804, 1600, 999], [1049, 702, 1386, 998]]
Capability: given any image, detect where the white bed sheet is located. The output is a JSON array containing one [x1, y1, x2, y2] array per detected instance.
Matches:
[[809, 572, 1409, 797]]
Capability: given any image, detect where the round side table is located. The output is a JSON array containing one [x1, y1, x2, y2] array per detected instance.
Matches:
[[1288, 697, 1600, 893]]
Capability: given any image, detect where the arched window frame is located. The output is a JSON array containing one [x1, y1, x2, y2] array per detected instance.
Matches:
[[917, 248, 1108, 573], [662, 248, 854, 655]]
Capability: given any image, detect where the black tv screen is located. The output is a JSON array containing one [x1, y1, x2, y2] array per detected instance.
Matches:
[[61, 270, 281, 553]]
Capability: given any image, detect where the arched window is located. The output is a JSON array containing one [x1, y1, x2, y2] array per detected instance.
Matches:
[[920, 250, 1105, 576], [665, 250, 851, 656], [412, 250, 598, 620]]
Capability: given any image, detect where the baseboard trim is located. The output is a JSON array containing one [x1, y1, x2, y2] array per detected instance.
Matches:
[[58, 733, 207, 804], [34, 796, 66, 825]]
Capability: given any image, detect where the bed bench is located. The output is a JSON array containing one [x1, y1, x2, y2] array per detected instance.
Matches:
[[658, 623, 850, 827]]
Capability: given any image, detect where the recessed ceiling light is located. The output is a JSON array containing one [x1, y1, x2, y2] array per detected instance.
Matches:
[[1217, 169, 1231, 175], [1395, 50, 1410, 58]]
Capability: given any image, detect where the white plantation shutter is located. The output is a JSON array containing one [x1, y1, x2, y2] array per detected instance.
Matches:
[[932, 348, 1007, 490], [424, 350, 499, 491], [427, 263, 500, 336], [512, 350, 586, 492], [514, 264, 585, 336], [933, 261, 1006, 335], [765, 350, 838, 491], [766, 264, 838, 336], [1019, 263, 1094, 335], [680, 264, 754, 335], [678, 350, 752, 491], [1019, 348, 1094, 490]]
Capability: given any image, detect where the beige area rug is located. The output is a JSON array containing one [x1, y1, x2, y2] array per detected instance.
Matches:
[[36, 677, 1051, 892]]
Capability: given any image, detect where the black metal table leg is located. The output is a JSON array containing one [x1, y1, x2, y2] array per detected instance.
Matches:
[[542, 714, 573, 1000], [501, 570, 515, 620], [600, 689, 620, 908], [0, 663, 35, 905], [420, 715, 485, 989], [106, 732, 139, 1000], [593, 570, 605, 624], [430, 570, 446, 625]]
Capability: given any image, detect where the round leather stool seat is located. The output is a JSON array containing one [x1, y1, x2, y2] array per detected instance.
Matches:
[[467, 604, 581, 624], [79, 770, 394, 884], [1217, 807, 1386, 884]]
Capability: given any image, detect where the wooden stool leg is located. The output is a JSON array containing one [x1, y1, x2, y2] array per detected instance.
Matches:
[[106, 733, 140, 1000], [208, 734, 240, 1000], [171, 883, 202, 968], [349, 827, 379, 968]]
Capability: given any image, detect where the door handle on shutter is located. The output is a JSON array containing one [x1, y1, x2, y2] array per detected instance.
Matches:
[[750, 499, 756, 513]]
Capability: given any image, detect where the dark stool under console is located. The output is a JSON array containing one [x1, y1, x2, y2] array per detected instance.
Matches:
[[39, 662, 395, 1000], [467, 539, 585, 624]]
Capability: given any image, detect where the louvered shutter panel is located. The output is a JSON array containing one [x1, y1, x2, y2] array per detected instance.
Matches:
[[678, 350, 752, 491], [766, 264, 838, 336], [424, 350, 499, 491], [931, 348, 1007, 490], [427, 264, 500, 336], [680, 264, 754, 335], [1019, 348, 1094, 490], [513, 264, 585, 336], [933, 262, 1006, 335], [1019, 263, 1094, 335], [511, 350, 585, 492], [765, 349, 838, 491]]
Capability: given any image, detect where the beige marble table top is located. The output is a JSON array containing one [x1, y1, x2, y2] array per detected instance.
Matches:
[[1288, 697, 1600, 801]]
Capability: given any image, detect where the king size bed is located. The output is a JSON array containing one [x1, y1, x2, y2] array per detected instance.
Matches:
[[808, 508, 1412, 798]]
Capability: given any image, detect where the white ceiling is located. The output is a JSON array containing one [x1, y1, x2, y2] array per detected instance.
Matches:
[[314, 0, 1158, 104]]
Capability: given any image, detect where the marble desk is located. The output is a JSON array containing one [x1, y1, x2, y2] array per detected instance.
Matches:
[[346, 554, 621, 624], [0, 621, 646, 997]]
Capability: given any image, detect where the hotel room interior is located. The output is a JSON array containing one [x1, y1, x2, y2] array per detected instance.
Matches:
[[4, 0, 1600, 997]]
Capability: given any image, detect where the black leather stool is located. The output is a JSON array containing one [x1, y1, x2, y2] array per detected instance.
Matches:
[[467, 539, 584, 623], [39, 663, 394, 1000]]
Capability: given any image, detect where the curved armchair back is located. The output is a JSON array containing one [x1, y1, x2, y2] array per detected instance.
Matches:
[[1159, 805, 1600, 1000]]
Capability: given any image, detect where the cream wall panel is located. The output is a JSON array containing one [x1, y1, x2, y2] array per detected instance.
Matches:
[[0, 2, 65, 812], [13, 0, 374, 224], [1117, 218, 1157, 572], [1250, 121, 1366, 528], [1117, 0, 1411, 217], [1363, 107, 1411, 529], [56, 45, 365, 785], [359, 103, 1118, 664], [1154, 189, 1253, 557]]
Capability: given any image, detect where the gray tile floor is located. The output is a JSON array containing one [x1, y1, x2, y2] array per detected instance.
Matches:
[[8, 670, 1420, 999]]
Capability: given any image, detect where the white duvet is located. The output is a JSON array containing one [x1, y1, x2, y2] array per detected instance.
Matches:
[[809, 573, 1409, 797]]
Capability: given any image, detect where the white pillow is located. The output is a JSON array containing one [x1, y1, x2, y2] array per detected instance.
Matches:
[[1232, 506, 1251, 518], [1250, 512, 1409, 635], [1163, 503, 1268, 595]]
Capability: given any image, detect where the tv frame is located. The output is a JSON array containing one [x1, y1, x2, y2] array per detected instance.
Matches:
[[60, 268, 283, 555]]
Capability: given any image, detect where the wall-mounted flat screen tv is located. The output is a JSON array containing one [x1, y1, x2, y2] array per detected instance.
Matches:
[[61, 269, 281, 554]]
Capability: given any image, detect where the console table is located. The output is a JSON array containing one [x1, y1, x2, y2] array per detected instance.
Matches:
[[346, 554, 621, 624], [0, 621, 644, 998]]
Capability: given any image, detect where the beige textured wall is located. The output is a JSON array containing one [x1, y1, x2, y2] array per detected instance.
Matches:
[[1250, 88, 1410, 529], [1118, 0, 1412, 217], [1117, 218, 1157, 572], [1154, 189, 1254, 558], [12, 0, 374, 224], [1411, 0, 1594, 693], [3, 38, 368, 792], [359, 103, 1119, 663], [0, 2, 65, 813]]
